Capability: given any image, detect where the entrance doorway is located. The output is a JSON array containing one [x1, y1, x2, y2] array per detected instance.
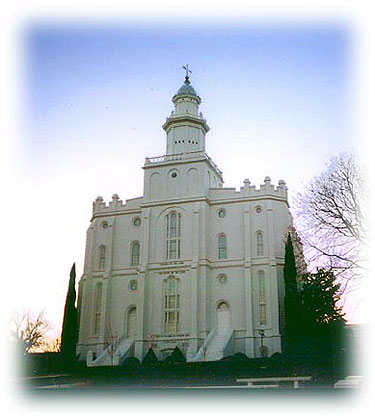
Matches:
[[217, 302, 230, 333], [126, 307, 137, 338]]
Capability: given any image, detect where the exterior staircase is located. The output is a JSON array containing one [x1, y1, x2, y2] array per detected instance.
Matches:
[[87, 336, 134, 367], [192, 328, 234, 362]]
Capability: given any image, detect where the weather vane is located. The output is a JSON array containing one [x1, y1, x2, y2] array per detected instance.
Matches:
[[182, 63, 192, 82]]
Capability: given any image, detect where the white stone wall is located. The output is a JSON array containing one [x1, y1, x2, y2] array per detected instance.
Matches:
[[143, 159, 222, 201], [77, 184, 290, 361]]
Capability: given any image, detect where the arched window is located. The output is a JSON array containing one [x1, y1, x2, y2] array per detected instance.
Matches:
[[258, 271, 267, 325], [164, 277, 180, 334], [218, 234, 227, 259], [93, 282, 102, 334], [256, 231, 264, 256], [131, 241, 140, 266], [166, 211, 181, 260], [98, 245, 106, 270]]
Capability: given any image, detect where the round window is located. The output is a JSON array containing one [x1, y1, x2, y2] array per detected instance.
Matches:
[[218, 209, 226, 218], [171, 172, 177, 178], [133, 217, 141, 227], [256, 206, 262, 214], [102, 221, 108, 229], [218, 274, 227, 285], [129, 280, 138, 291]]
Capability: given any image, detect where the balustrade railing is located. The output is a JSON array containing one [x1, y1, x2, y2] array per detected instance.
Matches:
[[145, 151, 222, 175]]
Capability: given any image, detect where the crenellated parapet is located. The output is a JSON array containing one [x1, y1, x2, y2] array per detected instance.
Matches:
[[208, 176, 288, 201], [92, 194, 143, 217]]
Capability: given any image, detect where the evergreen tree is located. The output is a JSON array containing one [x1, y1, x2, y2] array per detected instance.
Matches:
[[300, 269, 345, 326], [61, 263, 78, 362], [283, 233, 301, 357], [299, 268, 346, 369], [142, 347, 159, 366], [164, 346, 186, 363]]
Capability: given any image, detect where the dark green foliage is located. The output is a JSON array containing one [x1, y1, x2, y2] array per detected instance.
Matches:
[[122, 357, 141, 370], [61, 263, 78, 362], [298, 268, 346, 369], [300, 269, 345, 326], [283, 233, 302, 356], [163, 346, 186, 363], [222, 352, 250, 362], [268, 352, 285, 368], [283, 233, 346, 373], [142, 347, 159, 366]]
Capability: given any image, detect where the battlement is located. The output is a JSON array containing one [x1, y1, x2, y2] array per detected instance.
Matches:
[[92, 194, 143, 216], [208, 177, 288, 201]]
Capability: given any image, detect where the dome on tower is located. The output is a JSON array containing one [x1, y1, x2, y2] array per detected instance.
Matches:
[[175, 79, 198, 97]]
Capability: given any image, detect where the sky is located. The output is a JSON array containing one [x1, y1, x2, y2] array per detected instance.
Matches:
[[7, 17, 367, 340]]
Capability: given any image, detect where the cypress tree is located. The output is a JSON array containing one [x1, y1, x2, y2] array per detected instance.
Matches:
[[164, 347, 186, 363], [142, 347, 159, 366], [283, 233, 301, 358], [61, 263, 78, 363]]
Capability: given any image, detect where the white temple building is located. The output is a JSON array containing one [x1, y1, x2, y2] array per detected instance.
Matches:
[[76, 69, 293, 366]]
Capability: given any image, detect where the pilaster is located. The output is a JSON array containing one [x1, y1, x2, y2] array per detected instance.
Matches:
[[188, 203, 200, 357], [266, 201, 275, 262], [243, 203, 255, 357], [265, 200, 281, 353], [199, 203, 209, 335], [97, 273, 109, 354], [84, 226, 94, 275], [76, 277, 87, 350], [103, 217, 116, 341], [134, 271, 146, 360], [134, 207, 151, 360]]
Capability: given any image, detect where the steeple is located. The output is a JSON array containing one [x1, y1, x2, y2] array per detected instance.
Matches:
[[163, 65, 210, 155]]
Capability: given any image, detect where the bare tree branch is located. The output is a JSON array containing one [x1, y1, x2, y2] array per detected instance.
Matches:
[[10, 311, 50, 354], [294, 152, 367, 289]]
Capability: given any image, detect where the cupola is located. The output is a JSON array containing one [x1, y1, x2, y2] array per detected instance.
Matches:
[[163, 65, 209, 155]]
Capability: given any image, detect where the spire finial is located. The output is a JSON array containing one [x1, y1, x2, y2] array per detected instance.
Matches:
[[182, 63, 192, 83]]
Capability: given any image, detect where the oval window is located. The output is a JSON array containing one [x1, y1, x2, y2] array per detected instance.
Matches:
[[218, 274, 227, 285], [218, 209, 226, 218], [129, 280, 138, 291]]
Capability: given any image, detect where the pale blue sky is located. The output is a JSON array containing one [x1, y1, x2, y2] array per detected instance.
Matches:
[[15, 21, 362, 335], [24, 23, 351, 175]]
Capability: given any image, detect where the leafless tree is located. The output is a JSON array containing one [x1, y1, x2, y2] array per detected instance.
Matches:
[[294, 152, 367, 289], [10, 311, 51, 354], [44, 336, 61, 353]]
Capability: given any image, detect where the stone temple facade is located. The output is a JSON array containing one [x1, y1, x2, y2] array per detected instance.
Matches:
[[76, 72, 293, 366]]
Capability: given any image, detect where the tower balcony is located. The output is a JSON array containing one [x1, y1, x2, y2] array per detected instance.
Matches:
[[144, 151, 223, 176]]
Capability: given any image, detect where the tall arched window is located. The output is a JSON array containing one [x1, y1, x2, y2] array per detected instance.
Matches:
[[258, 271, 267, 325], [166, 211, 181, 260], [93, 282, 102, 334], [218, 234, 227, 259], [164, 277, 180, 334], [98, 245, 106, 270], [131, 241, 140, 266], [256, 231, 264, 256]]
